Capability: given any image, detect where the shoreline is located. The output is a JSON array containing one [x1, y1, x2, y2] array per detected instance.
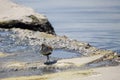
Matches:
[[0, 0, 120, 80], [1, 65, 120, 80]]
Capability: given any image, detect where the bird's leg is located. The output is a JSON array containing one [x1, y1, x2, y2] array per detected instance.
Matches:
[[47, 55, 50, 63]]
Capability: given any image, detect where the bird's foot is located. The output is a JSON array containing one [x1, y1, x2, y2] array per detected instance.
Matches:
[[44, 60, 57, 65]]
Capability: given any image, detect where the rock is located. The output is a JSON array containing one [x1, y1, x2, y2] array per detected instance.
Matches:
[[0, 0, 55, 34]]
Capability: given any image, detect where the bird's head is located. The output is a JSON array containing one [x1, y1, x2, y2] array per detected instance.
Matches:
[[41, 43, 46, 47]]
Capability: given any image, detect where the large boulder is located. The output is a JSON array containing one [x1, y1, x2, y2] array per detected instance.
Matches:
[[0, 0, 55, 35]]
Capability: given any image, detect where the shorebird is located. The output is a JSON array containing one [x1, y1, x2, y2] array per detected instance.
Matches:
[[40, 43, 53, 64]]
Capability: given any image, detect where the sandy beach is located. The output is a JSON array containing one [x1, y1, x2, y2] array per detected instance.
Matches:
[[1, 65, 120, 80]]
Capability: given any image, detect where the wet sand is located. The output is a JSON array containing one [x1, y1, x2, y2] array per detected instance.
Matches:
[[1, 65, 120, 80]]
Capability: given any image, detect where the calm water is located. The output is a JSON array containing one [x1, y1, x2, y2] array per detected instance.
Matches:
[[13, 0, 120, 53]]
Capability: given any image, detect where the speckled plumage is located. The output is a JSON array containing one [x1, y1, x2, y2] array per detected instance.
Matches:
[[40, 44, 53, 63]]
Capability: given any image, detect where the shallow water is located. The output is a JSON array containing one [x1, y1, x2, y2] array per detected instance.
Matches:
[[12, 0, 120, 53]]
